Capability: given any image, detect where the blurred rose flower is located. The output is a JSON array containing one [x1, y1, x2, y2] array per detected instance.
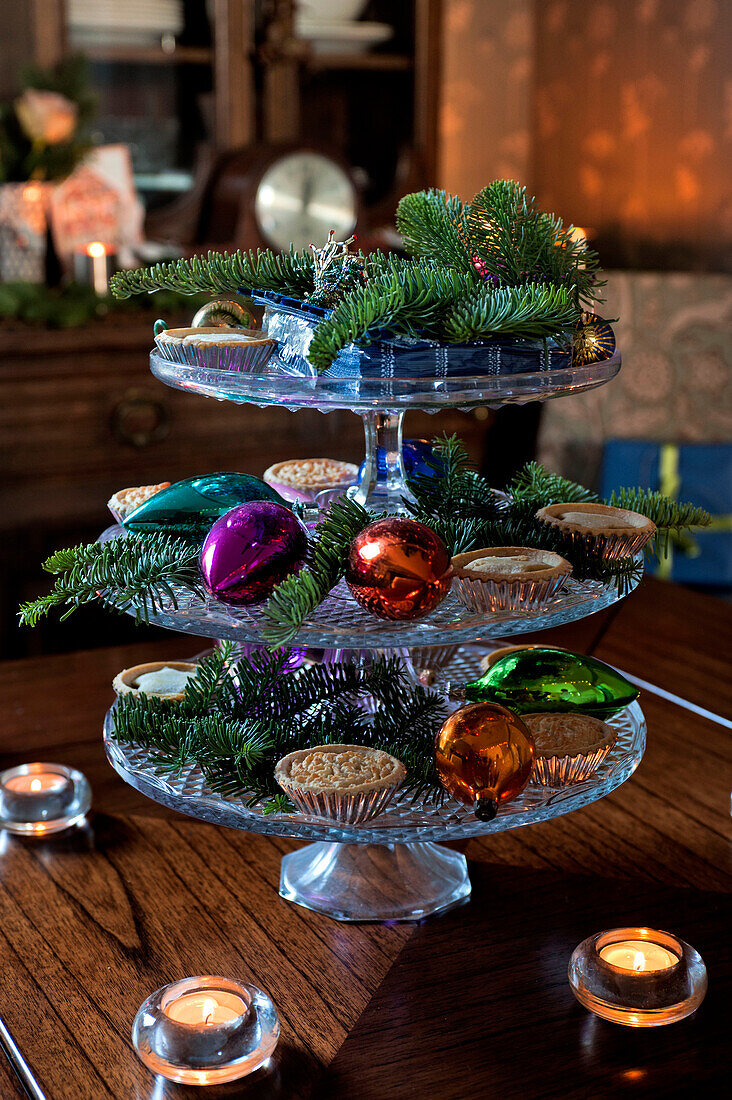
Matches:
[[15, 90, 78, 145]]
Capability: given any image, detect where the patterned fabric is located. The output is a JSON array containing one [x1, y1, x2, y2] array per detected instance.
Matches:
[[538, 271, 732, 486]]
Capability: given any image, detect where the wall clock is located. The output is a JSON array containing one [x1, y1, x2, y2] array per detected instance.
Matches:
[[205, 145, 359, 252], [253, 150, 357, 250]]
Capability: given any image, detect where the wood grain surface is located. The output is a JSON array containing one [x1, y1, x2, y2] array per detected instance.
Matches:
[[0, 577, 730, 1098], [322, 866, 731, 1099]]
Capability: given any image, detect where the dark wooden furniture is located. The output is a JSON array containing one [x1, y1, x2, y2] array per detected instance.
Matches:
[[0, 317, 488, 658], [0, 578, 729, 1097]]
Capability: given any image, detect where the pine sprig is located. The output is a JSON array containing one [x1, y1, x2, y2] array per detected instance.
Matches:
[[442, 283, 580, 343], [111, 650, 447, 808], [507, 461, 599, 528], [605, 488, 711, 532], [18, 533, 202, 627], [111, 247, 315, 299], [407, 434, 503, 551], [467, 180, 602, 306], [260, 496, 372, 648], [396, 188, 475, 274]]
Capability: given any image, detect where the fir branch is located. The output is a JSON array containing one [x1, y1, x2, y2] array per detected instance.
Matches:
[[18, 533, 202, 627], [442, 283, 580, 343], [111, 247, 315, 300], [467, 180, 602, 306], [396, 188, 475, 274], [408, 434, 503, 552], [307, 261, 475, 373], [260, 496, 372, 648], [605, 488, 711, 532], [112, 653, 448, 808], [180, 641, 237, 715], [508, 461, 599, 512]]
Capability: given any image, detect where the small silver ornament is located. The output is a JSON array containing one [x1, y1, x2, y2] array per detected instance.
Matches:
[[192, 299, 256, 329]]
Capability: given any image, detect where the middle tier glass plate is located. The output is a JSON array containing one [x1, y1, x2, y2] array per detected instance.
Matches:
[[102, 525, 640, 647]]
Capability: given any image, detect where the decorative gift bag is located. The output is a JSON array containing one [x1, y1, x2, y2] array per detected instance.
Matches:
[[0, 181, 50, 282], [600, 440, 732, 587]]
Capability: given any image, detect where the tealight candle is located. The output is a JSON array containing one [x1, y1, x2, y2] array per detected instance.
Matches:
[[0, 763, 91, 835], [4, 773, 67, 794], [165, 991, 246, 1026], [569, 927, 707, 1026], [599, 939, 678, 973], [132, 976, 279, 1085]]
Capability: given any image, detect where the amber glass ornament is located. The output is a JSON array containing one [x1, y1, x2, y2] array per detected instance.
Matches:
[[573, 313, 616, 365], [345, 518, 453, 621], [434, 702, 535, 821], [464, 647, 638, 718]]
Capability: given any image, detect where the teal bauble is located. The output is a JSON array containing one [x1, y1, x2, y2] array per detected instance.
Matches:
[[464, 647, 638, 718], [124, 473, 289, 537]]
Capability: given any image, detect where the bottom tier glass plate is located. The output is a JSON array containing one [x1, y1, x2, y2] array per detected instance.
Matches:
[[103, 646, 645, 919], [103, 659, 645, 847]]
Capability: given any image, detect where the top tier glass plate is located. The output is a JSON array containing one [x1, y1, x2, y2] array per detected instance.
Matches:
[[150, 348, 621, 414]]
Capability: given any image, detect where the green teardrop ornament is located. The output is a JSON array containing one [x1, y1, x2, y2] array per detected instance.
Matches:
[[464, 647, 638, 718], [123, 472, 290, 537]]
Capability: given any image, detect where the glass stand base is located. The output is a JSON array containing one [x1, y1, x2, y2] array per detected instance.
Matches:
[[279, 841, 471, 922]]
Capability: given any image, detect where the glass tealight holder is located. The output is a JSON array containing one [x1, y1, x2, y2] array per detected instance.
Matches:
[[0, 763, 91, 835], [568, 927, 707, 1027], [132, 976, 280, 1085]]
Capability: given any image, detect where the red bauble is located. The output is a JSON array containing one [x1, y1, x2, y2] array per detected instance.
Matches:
[[345, 518, 453, 621]]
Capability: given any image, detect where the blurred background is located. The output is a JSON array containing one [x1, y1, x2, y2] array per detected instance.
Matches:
[[0, 0, 730, 659]]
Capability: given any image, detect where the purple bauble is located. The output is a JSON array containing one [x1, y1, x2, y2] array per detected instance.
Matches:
[[200, 501, 307, 606]]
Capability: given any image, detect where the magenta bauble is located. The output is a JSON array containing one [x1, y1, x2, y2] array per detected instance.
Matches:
[[200, 501, 307, 606]]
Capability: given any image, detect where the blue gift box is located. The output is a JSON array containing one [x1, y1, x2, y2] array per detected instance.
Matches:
[[600, 440, 732, 587], [248, 289, 573, 381]]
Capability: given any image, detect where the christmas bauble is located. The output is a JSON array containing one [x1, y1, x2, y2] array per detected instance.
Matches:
[[345, 518, 453, 621], [435, 701, 535, 820], [200, 501, 307, 606], [357, 439, 444, 483], [464, 647, 638, 718], [573, 313, 616, 365], [124, 473, 289, 537], [192, 299, 256, 329]]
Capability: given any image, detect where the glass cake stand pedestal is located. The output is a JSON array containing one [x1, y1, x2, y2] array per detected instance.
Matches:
[[102, 346, 641, 922], [150, 348, 621, 512]]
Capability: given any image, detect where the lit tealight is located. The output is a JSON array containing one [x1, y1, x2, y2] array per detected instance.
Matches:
[[569, 927, 707, 1027], [0, 763, 90, 835], [4, 773, 67, 794], [599, 939, 678, 973], [165, 991, 246, 1026], [133, 977, 279, 1085]]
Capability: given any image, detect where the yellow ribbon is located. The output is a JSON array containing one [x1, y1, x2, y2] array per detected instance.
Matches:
[[657, 443, 732, 581]]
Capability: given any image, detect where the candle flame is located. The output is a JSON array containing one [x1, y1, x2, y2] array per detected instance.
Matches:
[[201, 997, 217, 1024], [632, 950, 646, 972], [30, 778, 42, 792], [87, 241, 106, 258]]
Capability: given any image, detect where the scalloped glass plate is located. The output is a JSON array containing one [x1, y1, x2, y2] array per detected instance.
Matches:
[[101, 525, 640, 648], [103, 648, 645, 846], [149, 348, 621, 413]]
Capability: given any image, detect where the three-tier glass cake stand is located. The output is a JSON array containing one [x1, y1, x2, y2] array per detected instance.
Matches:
[[104, 331, 646, 922]]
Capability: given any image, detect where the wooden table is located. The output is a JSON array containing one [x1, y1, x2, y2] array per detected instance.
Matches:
[[0, 578, 730, 1099]]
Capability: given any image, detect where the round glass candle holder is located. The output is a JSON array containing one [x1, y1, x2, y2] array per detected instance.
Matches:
[[0, 763, 91, 835], [132, 976, 280, 1085], [568, 927, 707, 1027]]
